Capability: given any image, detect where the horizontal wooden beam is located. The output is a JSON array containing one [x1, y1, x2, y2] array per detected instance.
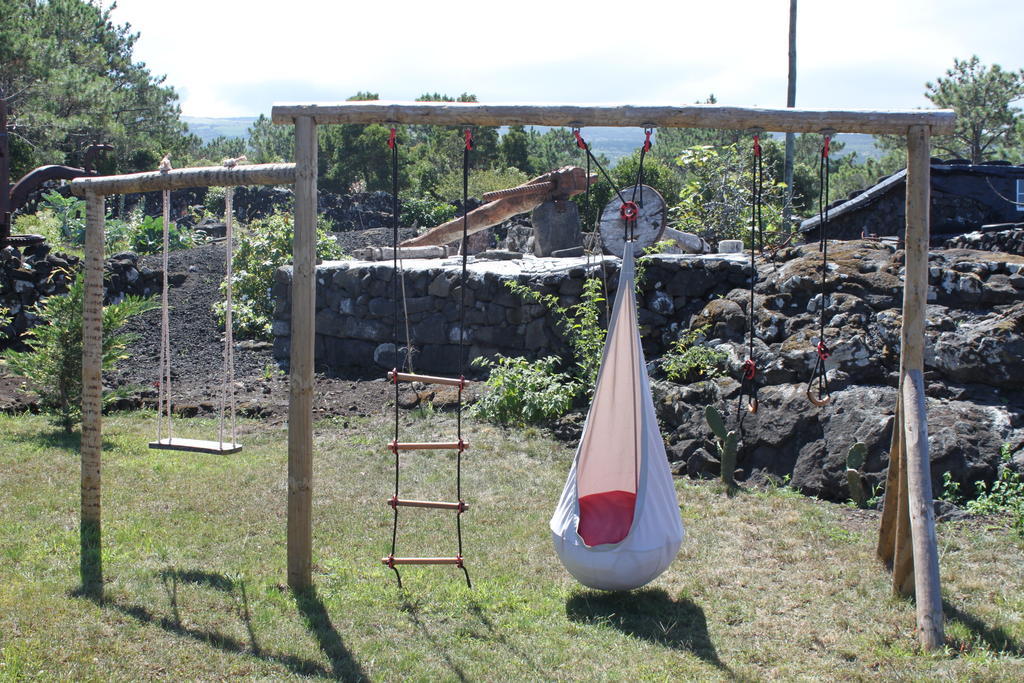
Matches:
[[69, 163, 296, 197], [271, 101, 955, 136]]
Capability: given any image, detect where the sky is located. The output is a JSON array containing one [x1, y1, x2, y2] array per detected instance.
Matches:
[[107, 0, 1024, 118]]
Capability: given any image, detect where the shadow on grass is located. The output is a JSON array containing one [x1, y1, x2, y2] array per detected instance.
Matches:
[[943, 598, 1024, 656], [74, 568, 362, 679], [7, 426, 121, 452], [294, 587, 366, 681], [7, 426, 81, 451], [399, 596, 469, 682], [466, 602, 545, 678], [566, 588, 729, 672]]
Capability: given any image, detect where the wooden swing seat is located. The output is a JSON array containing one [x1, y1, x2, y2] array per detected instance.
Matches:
[[148, 438, 242, 455]]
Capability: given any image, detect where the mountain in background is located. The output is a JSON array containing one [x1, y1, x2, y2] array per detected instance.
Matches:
[[183, 116, 883, 164], [183, 116, 256, 141]]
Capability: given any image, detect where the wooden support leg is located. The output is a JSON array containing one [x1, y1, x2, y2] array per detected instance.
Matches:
[[288, 115, 316, 592], [81, 192, 105, 595]]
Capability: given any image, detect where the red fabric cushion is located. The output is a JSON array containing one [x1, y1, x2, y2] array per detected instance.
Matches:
[[577, 490, 636, 546]]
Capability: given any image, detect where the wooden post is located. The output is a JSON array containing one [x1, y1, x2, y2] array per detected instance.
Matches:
[[901, 124, 944, 649], [288, 115, 316, 591], [80, 192, 105, 594]]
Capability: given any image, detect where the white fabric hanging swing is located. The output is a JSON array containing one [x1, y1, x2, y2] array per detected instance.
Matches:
[[550, 241, 684, 591]]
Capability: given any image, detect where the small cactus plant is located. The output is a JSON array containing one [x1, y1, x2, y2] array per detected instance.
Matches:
[[705, 405, 739, 489], [846, 442, 867, 508]]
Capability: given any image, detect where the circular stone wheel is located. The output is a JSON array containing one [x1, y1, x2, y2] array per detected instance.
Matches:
[[598, 185, 666, 258]]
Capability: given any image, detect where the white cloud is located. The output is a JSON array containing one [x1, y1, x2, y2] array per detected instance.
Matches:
[[108, 0, 1024, 117]]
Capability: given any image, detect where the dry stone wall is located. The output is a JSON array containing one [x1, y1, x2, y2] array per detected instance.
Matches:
[[272, 241, 1024, 502]]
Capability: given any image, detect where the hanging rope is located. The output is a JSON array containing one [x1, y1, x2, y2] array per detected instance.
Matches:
[[217, 186, 238, 447], [156, 183, 173, 442], [455, 127, 472, 588], [738, 134, 762, 417], [574, 127, 612, 321], [807, 134, 833, 407], [386, 126, 403, 587]]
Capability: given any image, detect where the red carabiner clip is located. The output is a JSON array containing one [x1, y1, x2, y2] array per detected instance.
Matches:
[[620, 201, 639, 221]]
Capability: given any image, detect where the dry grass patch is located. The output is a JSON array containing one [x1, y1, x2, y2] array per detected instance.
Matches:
[[1, 409, 1022, 680]]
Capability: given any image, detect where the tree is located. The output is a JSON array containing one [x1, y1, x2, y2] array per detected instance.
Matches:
[[246, 113, 294, 163], [877, 56, 1024, 164], [926, 56, 1024, 163], [1, 0, 193, 177], [501, 125, 532, 174]]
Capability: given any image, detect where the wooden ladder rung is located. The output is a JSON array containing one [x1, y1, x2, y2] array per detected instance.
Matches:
[[388, 370, 467, 388], [389, 440, 467, 452], [382, 556, 464, 566], [388, 497, 467, 511]]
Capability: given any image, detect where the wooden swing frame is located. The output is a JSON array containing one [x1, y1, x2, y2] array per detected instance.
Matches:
[[74, 102, 951, 650]]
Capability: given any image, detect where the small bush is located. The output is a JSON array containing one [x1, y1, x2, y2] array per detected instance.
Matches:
[[1, 271, 157, 432], [470, 355, 577, 426], [966, 445, 1024, 538], [434, 167, 529, 202], [506, 277, 606, 393], [400, 196, 457, 228], [129, 214, 200, 254], [217, 211, 345, 339], [660, 325, 727, 383]]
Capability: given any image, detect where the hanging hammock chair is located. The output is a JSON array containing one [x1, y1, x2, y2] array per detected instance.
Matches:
[[550, 241, 684, 591]]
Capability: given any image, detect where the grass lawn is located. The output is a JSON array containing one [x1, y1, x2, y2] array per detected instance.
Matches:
[[1, 409, 1023, 680]]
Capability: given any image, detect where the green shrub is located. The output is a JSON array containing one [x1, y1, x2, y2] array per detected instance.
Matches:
[[129, 214, 200, 254], [41, 191, 87, 245], [966, 444, 1024, 538], [506, 277, 606, 392], [400, 196, 457, 228], [217, 211, 345, 339], [470, 355, 577, 426], [434, 167, 529, 202], [660, 325, 727, 383], [1, 271, 157, 432], [12, 207, 63, 246]]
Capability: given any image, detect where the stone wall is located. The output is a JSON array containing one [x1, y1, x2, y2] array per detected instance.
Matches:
[[1, 244, 161, 349], [270, 252, 754, 376], [272, 242, 1024, 502]]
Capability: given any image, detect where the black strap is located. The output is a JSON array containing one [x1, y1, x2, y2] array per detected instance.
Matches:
[[387, 127, 402, 588], [808, 136, 832, 406], [456, 128, 472, 589]]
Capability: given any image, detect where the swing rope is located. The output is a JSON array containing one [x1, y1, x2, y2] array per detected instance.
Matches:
[[154, 159, 241, 451], [455, 127, 472, 589], [157, 188, 173, 442], [738, 134, 762, 417], [387, 126, 402, 586], [808, 134, 833, 407], [574, 128, 612, 321], [217, 186, 238, 447]]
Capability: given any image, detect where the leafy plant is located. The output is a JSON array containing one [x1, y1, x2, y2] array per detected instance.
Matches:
[[1, 271, 157, 432], [965, 444, 1024, 537], [470, 355, 577, 426], [940, 471, 963, 504], [217, 210, 345, 339], [400, 196, 457, 228], [846, 442, 868, 508], [433, 166, 530, 202], [506, 277, 606, 393], [705, 405, 738, 489], [41, 191, 86, 245], [660, 325, 726, 383], [670, 144, 788, 249], [130, 214, 199, 255]]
